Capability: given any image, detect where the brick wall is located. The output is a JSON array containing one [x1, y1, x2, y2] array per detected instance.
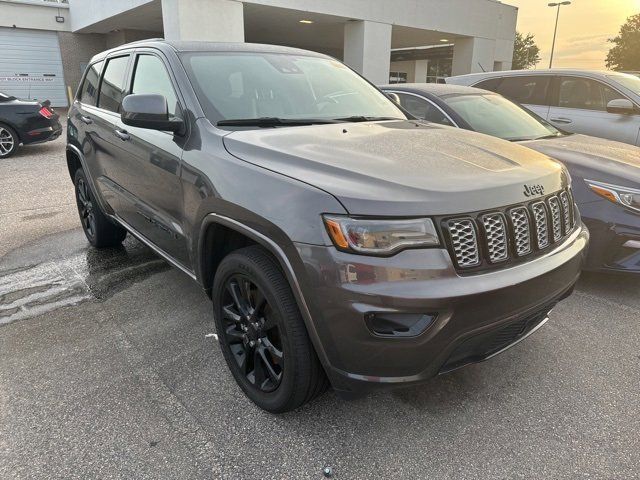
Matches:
[[57, 32, 107, 99]]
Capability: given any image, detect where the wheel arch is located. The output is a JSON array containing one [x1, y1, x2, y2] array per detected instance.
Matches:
[[197, 213, 332, 374]]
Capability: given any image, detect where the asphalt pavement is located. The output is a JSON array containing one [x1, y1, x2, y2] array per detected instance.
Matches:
[[1, 130, 639, 479]]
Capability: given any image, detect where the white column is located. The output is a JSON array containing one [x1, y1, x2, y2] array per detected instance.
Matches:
[[344, 20, 392, 85], [452, 37, 496, 76], [161, 0, 244, 42], [413, 59, 428, 83]]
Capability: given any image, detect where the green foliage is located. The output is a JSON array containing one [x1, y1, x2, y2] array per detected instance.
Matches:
[[606, 14, 640, 71], [512, 32, 541, 70]]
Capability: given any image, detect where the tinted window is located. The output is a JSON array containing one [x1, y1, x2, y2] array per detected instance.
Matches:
[[558, 77, 625, 111], [98, 56, 129, 113], [180, 52, 405, 124], [131, 55, 181, 117], [495, 76, 551, 106], [78, 61, 103, 107], [395, 93, 453, 125], [474, 78, 502, 91]]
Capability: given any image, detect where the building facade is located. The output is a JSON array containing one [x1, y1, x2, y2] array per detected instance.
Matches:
[[0, 0, 518, 106]]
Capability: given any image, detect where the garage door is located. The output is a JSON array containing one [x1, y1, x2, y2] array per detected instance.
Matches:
[[0, 27, 68, 107]]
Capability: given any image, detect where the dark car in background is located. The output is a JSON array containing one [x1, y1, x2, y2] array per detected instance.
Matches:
[[67, 40, 588, 412], [0, 92, 62, 158], [382, 83, 640, 273]]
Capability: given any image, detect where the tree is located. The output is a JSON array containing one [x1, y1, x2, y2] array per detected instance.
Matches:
[[606, 14, 640, 71], [512, 32, 541, 70]]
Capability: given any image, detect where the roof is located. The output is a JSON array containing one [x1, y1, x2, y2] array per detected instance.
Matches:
[[450, 68, 622, 80], [91, 39, 329, 62], [380, 83, 491, 96]]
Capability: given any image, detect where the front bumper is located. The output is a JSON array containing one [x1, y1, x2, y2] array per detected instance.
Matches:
[[295, 224, 589, 395], [581, 200, 640, 273]]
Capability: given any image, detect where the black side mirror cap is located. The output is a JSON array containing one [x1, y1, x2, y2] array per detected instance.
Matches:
[[121, 94, 185, 134]]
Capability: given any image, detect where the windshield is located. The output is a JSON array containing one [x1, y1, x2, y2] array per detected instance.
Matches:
[[607, 73, 640, 95], [180, 52, 406, 125], [442, 93, 560, 141]]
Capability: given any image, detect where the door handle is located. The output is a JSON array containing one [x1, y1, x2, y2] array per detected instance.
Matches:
[[114, 129, 130, 141], [80, 115, 93, 125], [550, 117, 573, 124]]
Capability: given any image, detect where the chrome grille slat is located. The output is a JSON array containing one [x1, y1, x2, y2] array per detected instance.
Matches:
[[481, 214, 508, 263], [447, 219, 480, 268], [509, 207, 532, 256], [559, 191, 572, 234], [531, 202, 549, 249], [547, 196, 562, 242]]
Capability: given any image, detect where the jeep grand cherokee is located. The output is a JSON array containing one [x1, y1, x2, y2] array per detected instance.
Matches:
[[66, 41, 589, 413]]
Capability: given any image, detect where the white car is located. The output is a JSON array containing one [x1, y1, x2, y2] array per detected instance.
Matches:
[[446, 69, 640, 146]]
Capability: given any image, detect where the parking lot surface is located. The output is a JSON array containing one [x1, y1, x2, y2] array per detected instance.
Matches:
[[1, 131, 639, 479]]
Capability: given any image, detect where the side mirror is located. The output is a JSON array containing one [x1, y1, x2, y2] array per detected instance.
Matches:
[[606, 98, 636, 115], [121, 94, 184, 134], [386, 92, 401, 104]]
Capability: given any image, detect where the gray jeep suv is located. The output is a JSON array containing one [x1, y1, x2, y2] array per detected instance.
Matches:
[[67, 40, 589, 413]]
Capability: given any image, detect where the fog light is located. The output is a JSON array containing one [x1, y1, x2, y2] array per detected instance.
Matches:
[[365, 312, 436, 338]]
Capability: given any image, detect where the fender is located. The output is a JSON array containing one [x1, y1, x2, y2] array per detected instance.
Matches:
[[198, 213, 332, 374]]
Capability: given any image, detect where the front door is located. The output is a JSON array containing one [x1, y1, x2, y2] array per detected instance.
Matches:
[[547, 76, 640, 145], [110, 52, 190, 267]]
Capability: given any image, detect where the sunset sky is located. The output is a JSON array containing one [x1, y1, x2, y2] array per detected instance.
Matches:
[[506, 0, 640, 69]]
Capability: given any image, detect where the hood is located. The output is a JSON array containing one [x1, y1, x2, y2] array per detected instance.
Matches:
[[222, 120, 566, 216], [522, 134, 640, 187]]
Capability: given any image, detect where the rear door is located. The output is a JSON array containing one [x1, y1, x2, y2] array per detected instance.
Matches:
[[110, 50, 190, 266], [546, 75, 640, 145], [476, 75, 553, 120]]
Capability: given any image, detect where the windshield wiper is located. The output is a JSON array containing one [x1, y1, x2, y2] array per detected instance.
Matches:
[[335, 116, 404, 122], [217, 117, 340, 127]]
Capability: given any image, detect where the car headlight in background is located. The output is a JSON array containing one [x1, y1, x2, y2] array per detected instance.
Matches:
[[586, 180, 640, 214], [323, 215, 440, 255]]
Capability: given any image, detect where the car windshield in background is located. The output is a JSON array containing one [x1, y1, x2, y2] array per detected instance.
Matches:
[[607, 73, 640, 95], [442, 93, 561, 141], [180, 52, 406, 126]]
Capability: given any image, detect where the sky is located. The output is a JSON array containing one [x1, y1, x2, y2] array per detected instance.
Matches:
[[505, 0, 640, 69]]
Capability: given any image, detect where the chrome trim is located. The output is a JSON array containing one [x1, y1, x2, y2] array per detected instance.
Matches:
[[383, 90, 459, 127], [112, 215, 197, 280]]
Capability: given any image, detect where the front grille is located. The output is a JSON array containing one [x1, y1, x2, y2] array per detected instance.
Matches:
[[447, 219, 480, 267], [443, 188, 576, 271]]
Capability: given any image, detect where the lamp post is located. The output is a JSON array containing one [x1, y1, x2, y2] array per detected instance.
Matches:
[[548, 1, 572, 69]]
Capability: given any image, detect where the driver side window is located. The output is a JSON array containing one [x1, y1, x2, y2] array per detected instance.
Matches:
[[131, 54, 181, 117], [557, 77, 625, 111]]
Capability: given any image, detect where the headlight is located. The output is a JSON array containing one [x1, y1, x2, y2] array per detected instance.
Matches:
[[586, 180, 640, 213], [323, 215, 440, 255]]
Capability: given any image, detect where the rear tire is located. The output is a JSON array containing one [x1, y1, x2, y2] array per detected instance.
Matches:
[[0, 123, 18, 159], [74, 168, 127, 248], [213, 245, 328, 413]]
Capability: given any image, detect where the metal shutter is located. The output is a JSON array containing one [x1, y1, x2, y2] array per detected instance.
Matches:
[[0, 27, 68, 107]]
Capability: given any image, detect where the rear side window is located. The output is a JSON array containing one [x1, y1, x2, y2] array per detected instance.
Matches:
[[131, 55, 181, 117], [557, 77, 626, 111], [494, 76, 551, 106], [474, 78, 502, 92], [395, 93, 453, 126], [98, 56, 130, 113], [78, 61, 103, 106]]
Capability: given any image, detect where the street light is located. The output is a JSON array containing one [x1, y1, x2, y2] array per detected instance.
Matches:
[[548, 1, 572, 68]]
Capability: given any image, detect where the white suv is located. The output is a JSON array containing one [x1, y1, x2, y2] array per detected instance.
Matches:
[[447, 69, 640, 146]]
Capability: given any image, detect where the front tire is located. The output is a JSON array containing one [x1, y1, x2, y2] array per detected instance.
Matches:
[[74, 168, 127, 248], [213, 246, 328, 413], [0, 124, 18, 159]]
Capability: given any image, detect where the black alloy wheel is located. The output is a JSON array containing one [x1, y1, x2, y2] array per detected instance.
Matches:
[[76, 177, 96, 241], [221, 274, 284, 392]]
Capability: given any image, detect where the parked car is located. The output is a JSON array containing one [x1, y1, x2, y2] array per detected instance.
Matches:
[[381, 83, 640, 273], [622, 71, 640, 78], [0, 92, 62, 158], [67, 40, 588, 413], [446, 69, 640, 146]]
